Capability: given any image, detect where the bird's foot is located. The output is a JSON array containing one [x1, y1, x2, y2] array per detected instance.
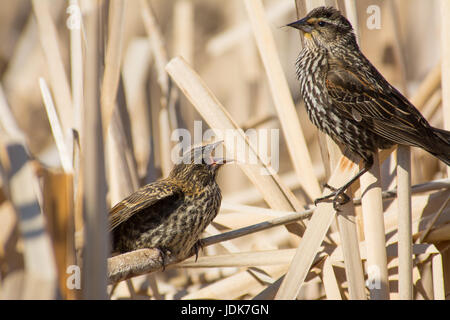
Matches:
[[192, 239, 205, 262], [157, 248, 170, 271], [314, 183, 351, 211]]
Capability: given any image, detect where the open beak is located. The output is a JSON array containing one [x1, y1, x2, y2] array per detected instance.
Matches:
[[211, 158, 233, 166], [203, 141, 234, 167], [286, 17, 313, 33]]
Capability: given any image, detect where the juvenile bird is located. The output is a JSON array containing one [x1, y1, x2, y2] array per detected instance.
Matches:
[[287, 7, 450, 209], [110, 141, 227, 265]]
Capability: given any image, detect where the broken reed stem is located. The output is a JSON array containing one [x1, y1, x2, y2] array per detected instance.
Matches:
[[39, 78, 73, 173], [244, 0, 321, 200], [397, 145, 412, 300], [32, 0, 72, 136]]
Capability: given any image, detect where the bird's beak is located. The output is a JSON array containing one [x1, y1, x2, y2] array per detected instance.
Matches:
[[286, 17, 313, 34], [211, 158, 234, 166], [203, 141, 234, 167]]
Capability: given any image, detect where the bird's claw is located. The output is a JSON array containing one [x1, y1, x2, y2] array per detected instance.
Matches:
[[157, 248, 170, 271], [314, 184, 351, 211], [193, 239, 205, 262]]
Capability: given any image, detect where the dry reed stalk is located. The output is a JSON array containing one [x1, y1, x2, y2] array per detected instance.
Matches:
[[432, 253, 446, 299], [396, 145, 412, 299], [165, 57, 306, 233], [441, 0, 450, 176], [31, 0, 72, 136], [81, 3, 108, 299], [41, 169, 77, 299], [173, 0, 194, 64], [334, 189, 366, 300], [321, 256, 343, 300], [69, 0, 85, 253], [39, 78, 73, 173], [359, 154, 389, 300], [100, 0, 126, 137], [69, 0, 83, 136], [177, 249, 297, 268], [244, 0, 321, 200]]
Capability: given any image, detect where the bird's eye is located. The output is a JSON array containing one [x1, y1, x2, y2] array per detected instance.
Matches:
[[318, 21, 326, 27]]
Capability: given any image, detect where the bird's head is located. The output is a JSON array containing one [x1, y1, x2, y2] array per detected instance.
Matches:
[[170, 141, 229, 187], [287, 6, 357, 50]]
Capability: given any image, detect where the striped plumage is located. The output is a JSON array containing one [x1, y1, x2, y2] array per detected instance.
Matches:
[[110, 142, 225, 263], [288, 7, 450, 208]]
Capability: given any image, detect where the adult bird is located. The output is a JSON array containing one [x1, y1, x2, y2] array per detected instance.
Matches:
[[110, 141, 227, 266], [287, 6, 450, 209]]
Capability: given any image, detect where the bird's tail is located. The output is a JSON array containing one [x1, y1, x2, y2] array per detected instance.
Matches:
[[426, 127, 450, 166]]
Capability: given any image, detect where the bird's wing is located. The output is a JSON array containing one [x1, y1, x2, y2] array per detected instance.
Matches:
[[109, 180, 183, 231], [325, 58, 431, 147]]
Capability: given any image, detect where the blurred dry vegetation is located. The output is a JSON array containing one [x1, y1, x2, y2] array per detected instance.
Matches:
[[0, 0, 449, 300]]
